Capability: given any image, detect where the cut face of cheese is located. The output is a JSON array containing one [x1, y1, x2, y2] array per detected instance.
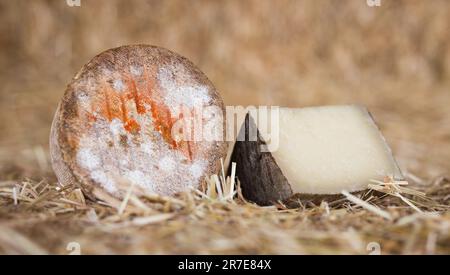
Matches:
[[230, 105, 403, 206], [271, 105, 403, 194]]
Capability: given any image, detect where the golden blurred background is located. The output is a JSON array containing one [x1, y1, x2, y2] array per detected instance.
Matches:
[[0, 0, 449, 181]]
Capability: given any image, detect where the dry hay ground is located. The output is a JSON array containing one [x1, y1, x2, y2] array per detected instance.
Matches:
[[1, 0, 450, 254], [0, 170, 450, 255]]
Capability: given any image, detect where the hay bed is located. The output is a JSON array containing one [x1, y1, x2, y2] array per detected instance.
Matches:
[[1, 0, 450, 255], [1, 168, 450, 255]]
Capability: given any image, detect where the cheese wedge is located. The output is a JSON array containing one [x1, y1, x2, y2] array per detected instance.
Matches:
[[231, 105, 403, 205]]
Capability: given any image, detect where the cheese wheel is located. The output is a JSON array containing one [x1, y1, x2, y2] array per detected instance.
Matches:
[[50, 45, 228, 198]]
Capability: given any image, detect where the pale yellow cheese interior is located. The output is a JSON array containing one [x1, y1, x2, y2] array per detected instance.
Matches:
[[268, 105, 403, 194]]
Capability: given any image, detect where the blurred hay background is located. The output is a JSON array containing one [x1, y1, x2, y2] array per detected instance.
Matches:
[[1, 0, 450, 179], [0, 0, 450, 254]]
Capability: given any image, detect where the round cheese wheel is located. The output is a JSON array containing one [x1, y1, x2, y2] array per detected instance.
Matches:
[[50, 45, 228, 198]]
